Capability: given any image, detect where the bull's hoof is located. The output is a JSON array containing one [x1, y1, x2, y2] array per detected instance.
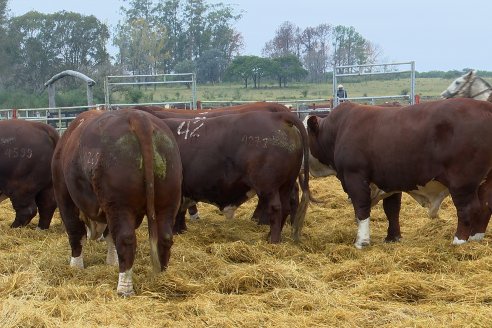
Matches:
[[384, 236, 401, 243], [10, 221, 23, 228], [468, 233, 485, 241], [70, 256, 84, 269], [354, 239, 370, 249], [452, 236, 467, 245]]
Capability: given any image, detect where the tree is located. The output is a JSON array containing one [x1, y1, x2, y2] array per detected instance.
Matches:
[[272, 55, 308, 87], [117, 0, 242, 81], [7, 11, 110, 91], [332, 25, 374, 70], [262, 21, 301, 59], [196, 48, 227, 83]]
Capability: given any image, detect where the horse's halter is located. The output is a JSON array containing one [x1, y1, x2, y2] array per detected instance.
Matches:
[[449, 75, 492, 99]]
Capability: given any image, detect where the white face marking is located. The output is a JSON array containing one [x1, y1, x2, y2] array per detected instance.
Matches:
[[354, 217, 371, 249], [117, 269, 134, 296], [442, 74, 470, 98]]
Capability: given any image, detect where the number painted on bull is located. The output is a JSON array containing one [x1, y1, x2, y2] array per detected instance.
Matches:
[[86, 151, 100, 166], [4, 147, 33, 159], [241, 130, 298, 152], [241, 135, 269, 148], [177, 117, 206, 140]]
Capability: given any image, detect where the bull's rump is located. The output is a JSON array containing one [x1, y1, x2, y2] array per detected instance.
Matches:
[[57, 110, 181, 219], [0, 120, 58, 192], [334, 99, 492, 191]]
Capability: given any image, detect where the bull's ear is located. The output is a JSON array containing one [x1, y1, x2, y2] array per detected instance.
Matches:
[[307, 116, 319, 136]]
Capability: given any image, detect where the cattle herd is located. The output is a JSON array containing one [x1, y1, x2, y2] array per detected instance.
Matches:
[[1, 97, 492, 296]]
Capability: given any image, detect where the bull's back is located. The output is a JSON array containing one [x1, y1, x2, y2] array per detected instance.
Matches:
[[334, 99, 492, 189]]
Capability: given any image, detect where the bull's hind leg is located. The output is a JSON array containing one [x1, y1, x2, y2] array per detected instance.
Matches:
[[107, 210, 137, 296], [470, 178, 492, 241], [156, 209, 175, 271], [383, 192, 402, 242], [263, 192, 283, 243], [450, 187, 481, 244], [35, 186, 57, 230], [9, 195, 37, 228], [57, 196, 85, 268]]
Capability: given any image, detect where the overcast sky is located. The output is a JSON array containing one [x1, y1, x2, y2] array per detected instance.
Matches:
[[8, 0, 492, 72]]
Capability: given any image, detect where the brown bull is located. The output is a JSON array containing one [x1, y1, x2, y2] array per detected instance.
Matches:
[[155, 110, 310, 243], [0, 120, 59, 229], [306, 98, 492, 248], [52, 109, 182, 296], [137, 102, 301, 226]]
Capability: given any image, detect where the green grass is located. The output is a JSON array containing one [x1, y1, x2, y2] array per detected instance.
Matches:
[[101, 76, 492, 107]]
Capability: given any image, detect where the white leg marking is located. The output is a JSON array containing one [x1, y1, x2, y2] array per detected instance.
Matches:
[[354, 217, 371, 249], [189, 212, 200, 220], [468, 233, 485, 241], [105, 234, 119, 266], [70, 255, 84, 269], [452, 236, 467, 245], [117, 269, 134, 296]]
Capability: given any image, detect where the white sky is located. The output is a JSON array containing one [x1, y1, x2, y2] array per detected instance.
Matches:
[[8, 0, 492, 72]]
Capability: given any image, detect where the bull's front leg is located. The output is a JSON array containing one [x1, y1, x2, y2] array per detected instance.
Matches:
[[342, 172, 372, 249], [383, 192, 402, 242]]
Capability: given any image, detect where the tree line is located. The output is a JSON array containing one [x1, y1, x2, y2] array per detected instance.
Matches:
[[0, 0, 382, 94]]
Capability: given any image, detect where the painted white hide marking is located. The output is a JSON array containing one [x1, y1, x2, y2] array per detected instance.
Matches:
[[105, 234, 118, 266], [407, 180, 449, 218], [117, 269, 134, 296], [355, 217, 371, 249], [222, 190, 256, 220], [1, 137, 15, 144], [177, 117, 206, 140]]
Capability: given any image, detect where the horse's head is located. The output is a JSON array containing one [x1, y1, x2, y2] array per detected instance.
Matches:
[[441, 70, 476, 99]]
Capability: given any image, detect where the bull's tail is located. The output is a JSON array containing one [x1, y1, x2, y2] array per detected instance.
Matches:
[[129, 111, 160, 273], [288, 115, 311, 242]]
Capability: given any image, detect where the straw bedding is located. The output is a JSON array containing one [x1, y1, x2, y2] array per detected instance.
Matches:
[[0, 176, 491, 327]]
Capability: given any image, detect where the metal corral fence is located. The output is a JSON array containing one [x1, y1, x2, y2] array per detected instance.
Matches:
[[0, 98, 333, 134], [0, 105, 97, 134]]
